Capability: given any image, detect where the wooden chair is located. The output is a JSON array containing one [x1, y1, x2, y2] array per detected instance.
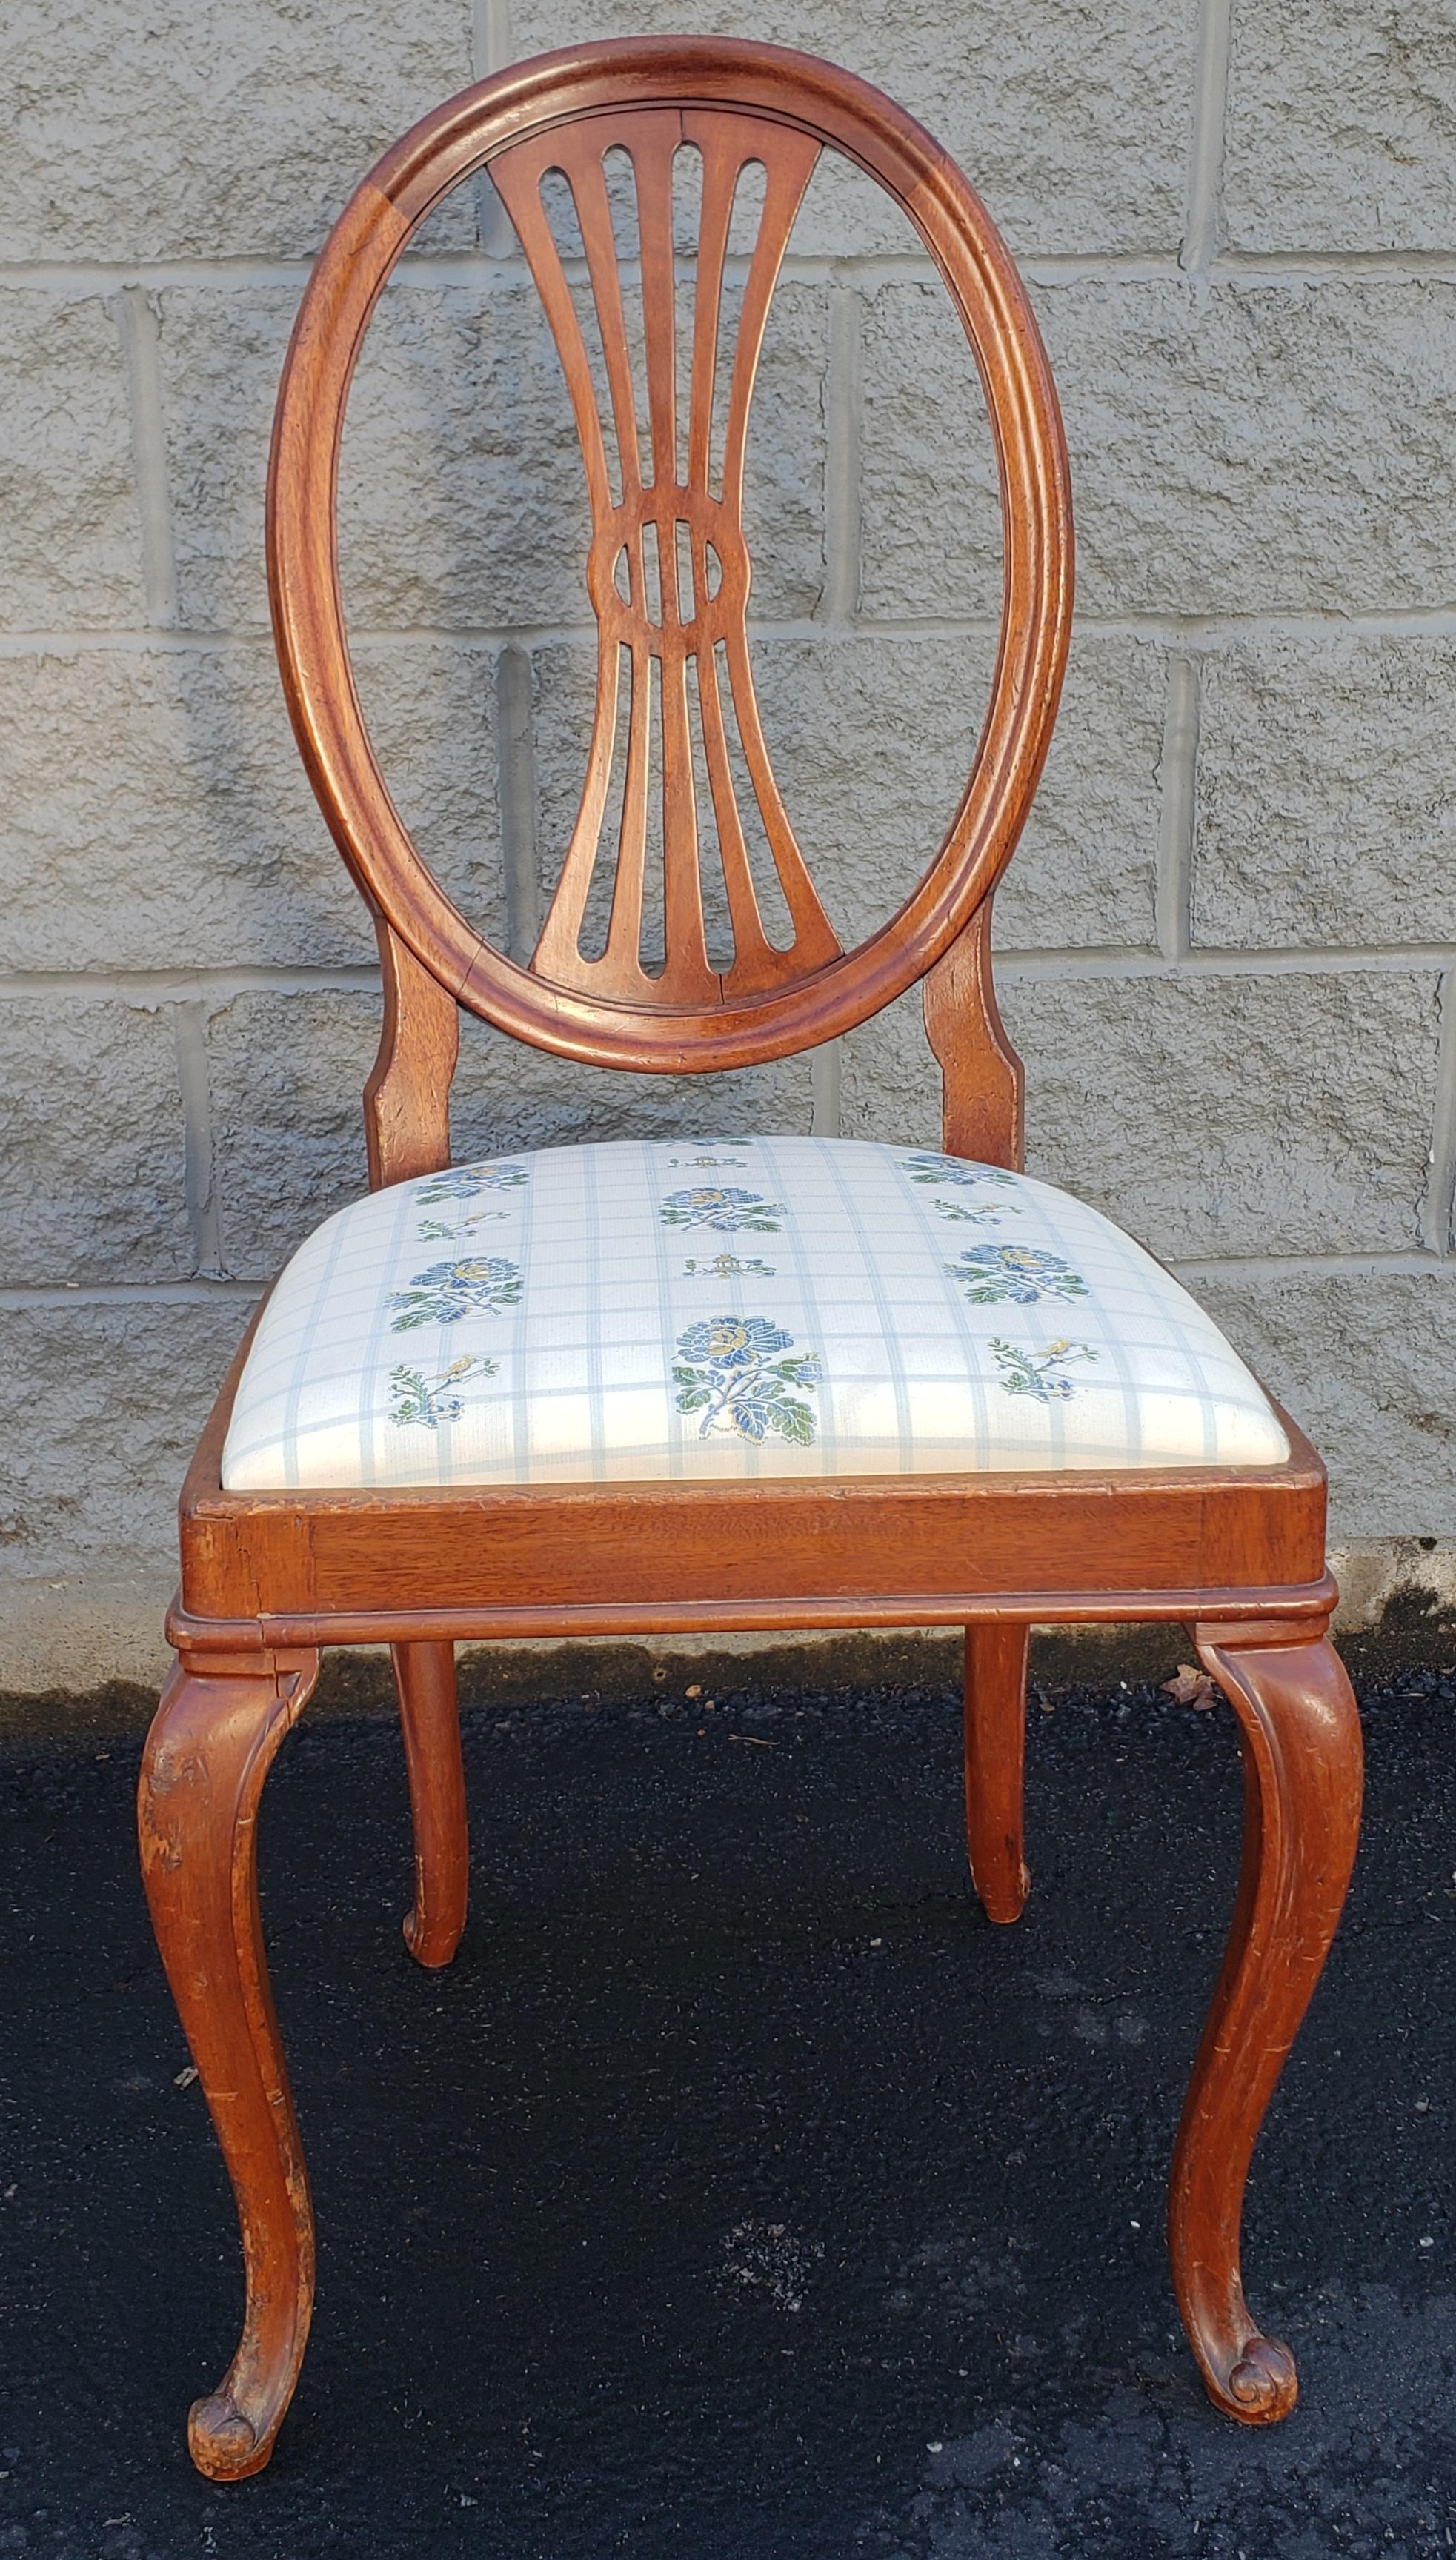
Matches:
[[137, 37, 1363, 2481]]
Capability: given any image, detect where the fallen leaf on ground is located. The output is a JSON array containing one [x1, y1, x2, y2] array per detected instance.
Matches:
[[1162, 1663, 1217, 1709]]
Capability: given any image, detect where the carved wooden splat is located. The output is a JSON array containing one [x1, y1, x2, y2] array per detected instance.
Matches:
[[491, 109, 842, 1005]]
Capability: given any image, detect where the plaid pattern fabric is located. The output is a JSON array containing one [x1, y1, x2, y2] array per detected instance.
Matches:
[[221, 1136, 1289, 1490]]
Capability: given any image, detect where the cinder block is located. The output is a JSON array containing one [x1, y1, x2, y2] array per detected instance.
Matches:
[[207, 989, 378, 1279], [1225, 1, 1456, 253], [452, 1019, 814, 1160], [998, 631, 1163, 953], [338, 639, 510, 948], [161, 272, 828, 634], [510, 0, 1197, 257], [0, 293, 144, 631], [157, 287, 295, 635], [839, 985, 942, 1151], [0, 1296, 255, 1572], [0, 642, 508, 971], [0, 1000, 193, 1284], [844, 965, 1442, 1259], [1, 0, 474, 262], [1191, 632, 1456, 951], [1007, 966, 1441, 1258], [861, 274, 1456, 619], [1197, 1269, 1456, 1540], [857, 277, 1002, 625]]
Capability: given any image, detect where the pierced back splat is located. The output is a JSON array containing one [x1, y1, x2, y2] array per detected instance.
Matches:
[[493, 110, 840, 1005]]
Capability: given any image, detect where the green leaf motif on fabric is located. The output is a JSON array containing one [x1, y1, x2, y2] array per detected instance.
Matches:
[[899, 1152, 1020, 1225], [673, 1315, 821, 1445], [416, 1211, 511, 1242], [932, 1199, 1021, 1226], [945, 1245, 1089, 1306], [990, 1337, 1098, 1403], [413, 1162, 527, 1243], [660, 1186, 784, 1234], [388, 1257, 522, 1329], [388, 1354, 499, 1429]]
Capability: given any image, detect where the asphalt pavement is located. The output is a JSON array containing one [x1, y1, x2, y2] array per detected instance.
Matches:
[[2, 1652, 1455, 2559]]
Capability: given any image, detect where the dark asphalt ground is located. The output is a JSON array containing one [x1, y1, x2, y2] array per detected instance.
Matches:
[[3, 1658, 1456, 2559]]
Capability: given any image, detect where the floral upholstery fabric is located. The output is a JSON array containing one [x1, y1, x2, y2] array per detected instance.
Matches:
[[221, 1136, 1289, 1490]]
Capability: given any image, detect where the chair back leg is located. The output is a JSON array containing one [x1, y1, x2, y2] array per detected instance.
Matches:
[[392, 1640, 469, 1967], [963, 1623, 1031, 1923], [1169, 1626, 1363, 2422], [137, 1651, 319, 2479]]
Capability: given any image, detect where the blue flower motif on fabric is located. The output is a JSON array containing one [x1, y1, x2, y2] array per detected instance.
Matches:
[[416, 1161, 528, 1202], [945, 1245, 1089, 1306], [900, 1151, 1017, 1191], [900, 1150, 1020, 1224], [682, 1251, 777, 1279], [388, 1354, 499, 1429], [990, 1337, 1098, 1403], [660, 1186, 784, 1234], [388, 1257, 522, 1329], [673, 1316, 820, 1446], [413, 1160, 528, 1242]]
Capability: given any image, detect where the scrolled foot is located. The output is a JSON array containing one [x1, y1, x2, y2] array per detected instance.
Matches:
[[1169, 1626, 1360, 2431], [187, 2390, 276, 2482], [1212, 2333, 1299, 2426]]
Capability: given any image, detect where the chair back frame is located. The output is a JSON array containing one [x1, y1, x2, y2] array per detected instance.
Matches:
[[265, 37, 1073, 1178]]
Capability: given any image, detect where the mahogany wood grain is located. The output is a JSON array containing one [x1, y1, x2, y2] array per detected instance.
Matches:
[[138, 1652, 319, 2479], [392, 1640, 469, 1966], [365, 922, 457, 1188], [924, 901, 1024, 1172], [1169, 1627, 1363, 2421], [963, 1622, 1031, 1922], [139, 32, 1365, 2481], [491, 107, 840, 1008]]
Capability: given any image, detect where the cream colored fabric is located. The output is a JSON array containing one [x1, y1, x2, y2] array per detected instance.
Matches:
[[221, 1135, 1289, 1490]]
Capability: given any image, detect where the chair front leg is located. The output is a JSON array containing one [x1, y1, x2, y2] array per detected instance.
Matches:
[[391, 1640, 468, 1967], [1169, 1625, 1362, 2424], [963, 1622, 1031, 1924], [138, 1650, 319, 2481]]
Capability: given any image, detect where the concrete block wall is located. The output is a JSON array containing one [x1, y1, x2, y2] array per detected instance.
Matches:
[[4, 0, 1455, 1687]]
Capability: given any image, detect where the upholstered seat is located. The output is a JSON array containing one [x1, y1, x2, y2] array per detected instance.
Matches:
[[222, 1135, 1287, 1490]]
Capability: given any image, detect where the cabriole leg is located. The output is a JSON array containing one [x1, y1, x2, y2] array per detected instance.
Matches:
[[138, 1650, 319, 2481], [392, 1640, 468, 1968], [1169, 1626, 1362, 2424], [963, 1622, 1031, 1924]]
